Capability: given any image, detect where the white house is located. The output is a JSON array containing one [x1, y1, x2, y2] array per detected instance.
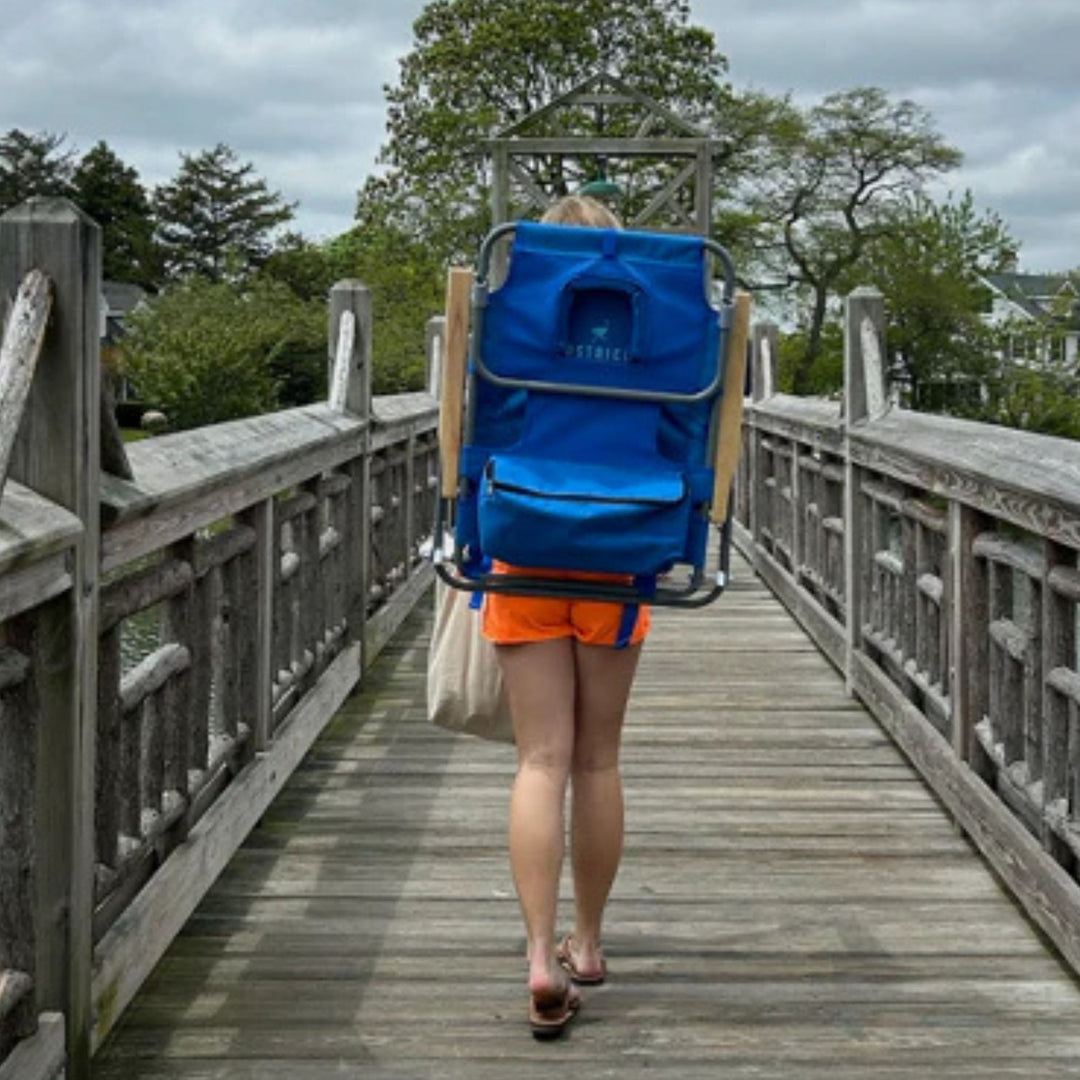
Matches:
[[979, 270, 1079, 366]]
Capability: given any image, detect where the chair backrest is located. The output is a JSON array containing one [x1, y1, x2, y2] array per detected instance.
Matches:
[[473, 222, 722, 465], [456, 221, 730, 578]]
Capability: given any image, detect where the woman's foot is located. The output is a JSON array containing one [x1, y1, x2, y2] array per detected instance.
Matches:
[[528, 958, 581, 1038], [556, 933, 607, 985]]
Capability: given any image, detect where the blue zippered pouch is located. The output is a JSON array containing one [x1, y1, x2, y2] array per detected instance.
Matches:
[[478, 455, 691, 575]]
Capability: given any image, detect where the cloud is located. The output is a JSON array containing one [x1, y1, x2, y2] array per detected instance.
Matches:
[[702, 0, 1080, 269], [1, 0, 1077, 267]]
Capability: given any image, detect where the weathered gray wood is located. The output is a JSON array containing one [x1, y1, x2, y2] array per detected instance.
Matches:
[[91, 642, 362, 1052], [94, 628, 122, 870], [0, 627, 36, 1046], [119, 644, 190, 715], [163, 546, 194, 811], [0, 270, 51, 501], [327, 282, 372, 419], [139, 693, 165, 834], [219, 559, 241, 741], [1043, 541, 1076, 820], [851, 648, 1080, 976], [93, 556, 1080, 1079], [425, 316, 445, 396], [844, 288, 886, 695], [99, 558, 194, 633], [497, 136, 715, 156], [187, 568, 212, 775], [0, 556, 72, 626], [751, 321, 778, 404], [98, 365, 132, 481], [844, 286, 887, 427], [0, 1011, 63, 1080], [1, 197, 102, 1079], [849, 412, 1080, 550], [0, 481, 81, 581], [326, 310, 354, 412], [99, 404, 366, 572]]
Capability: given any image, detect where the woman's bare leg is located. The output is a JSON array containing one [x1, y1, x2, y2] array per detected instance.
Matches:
[[567, 640, 641, 975], [497, 638, 576, 996]]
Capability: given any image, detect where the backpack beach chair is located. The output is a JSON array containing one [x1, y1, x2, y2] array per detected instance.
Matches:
[[434, 219, 750, 608]]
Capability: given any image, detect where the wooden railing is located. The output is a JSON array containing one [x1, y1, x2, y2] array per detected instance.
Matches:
[[736, 287, 1080, 978], [0, 200, 438, 1080]]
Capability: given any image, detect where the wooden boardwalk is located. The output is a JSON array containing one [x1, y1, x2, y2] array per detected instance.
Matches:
[[94, 554, 1080, 1079]]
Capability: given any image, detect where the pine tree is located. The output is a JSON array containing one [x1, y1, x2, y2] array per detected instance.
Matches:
[[73, 141, 161, 288], [0, 129, 75, 213], [153, 143, 295, 282]]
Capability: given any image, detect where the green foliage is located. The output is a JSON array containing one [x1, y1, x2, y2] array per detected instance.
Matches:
[[751, 88, 962, 393], [261, 232, 338, 302], [153, 144, 295, 282], [777, 322, 844, 396], [360, 0, 733, 260], [0, 129, 75, 212], [72, 141, 161, 288], [984, 354, 1080, 439], [852, 192, 1014, 411], [120, 276, 325, 430], [972, 319, 1080, 438]]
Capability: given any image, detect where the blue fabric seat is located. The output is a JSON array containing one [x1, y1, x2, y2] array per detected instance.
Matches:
[[439, 220, 737, 607]]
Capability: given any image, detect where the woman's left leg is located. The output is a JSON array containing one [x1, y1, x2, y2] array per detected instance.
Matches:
[[497, 638, 577, 999], [566, 640, 640, 978]]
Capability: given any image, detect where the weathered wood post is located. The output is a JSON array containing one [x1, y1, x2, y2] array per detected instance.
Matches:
[[328, 282, 373, 650], [843, 287, 887, 695], [749, 321, 778, 553], [0, 198, 102, 1079], [425, 316, 445, 399]]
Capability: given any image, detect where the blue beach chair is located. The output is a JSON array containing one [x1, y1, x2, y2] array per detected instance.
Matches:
[[435, 220, 749, 608]]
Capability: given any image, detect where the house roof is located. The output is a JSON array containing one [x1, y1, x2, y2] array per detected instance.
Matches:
[[983, 271, 1080, 328], [102, 280, 147, 315]]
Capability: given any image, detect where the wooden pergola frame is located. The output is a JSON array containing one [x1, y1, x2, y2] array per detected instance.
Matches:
[[486, 71, 718, 234]]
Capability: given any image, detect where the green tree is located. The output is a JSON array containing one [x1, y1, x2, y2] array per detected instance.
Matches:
[[984, 334, 1080, 439], [261, 231, 338, 302], [120, 276, 324, 429], [776, 321, 844, 396], [752, 88, 962, 393], [360, 0, 744, 259], [153, 143, 295, 282], [0, 129, 75, 212], [72, 141, 161, 288], [853, 191, 1015, 410]]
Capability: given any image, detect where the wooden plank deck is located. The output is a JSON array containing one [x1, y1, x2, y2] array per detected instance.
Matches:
[[94, 554, 1080, 1079]]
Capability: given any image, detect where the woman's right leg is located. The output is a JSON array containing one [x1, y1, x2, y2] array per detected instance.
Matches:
[[497, 638, 576, 998]]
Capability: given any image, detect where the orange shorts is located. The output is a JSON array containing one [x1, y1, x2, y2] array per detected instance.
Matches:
[[481, 562, 651, 648]]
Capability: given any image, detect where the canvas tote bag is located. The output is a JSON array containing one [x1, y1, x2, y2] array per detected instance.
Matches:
[[427, 578, 514, 744]]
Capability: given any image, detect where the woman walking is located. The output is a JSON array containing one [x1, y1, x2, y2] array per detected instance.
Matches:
[[481, 195, 649, 1038]]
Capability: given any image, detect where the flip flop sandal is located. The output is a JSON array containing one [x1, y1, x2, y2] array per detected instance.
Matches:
[[529, 982, 581, 1039], [556, 934, 607, 986]]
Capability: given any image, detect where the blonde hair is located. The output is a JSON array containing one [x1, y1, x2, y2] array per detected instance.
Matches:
[[541, 194, 621, 229]]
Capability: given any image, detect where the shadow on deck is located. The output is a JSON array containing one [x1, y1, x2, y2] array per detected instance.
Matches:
[[93, 554, 1080, 1079]]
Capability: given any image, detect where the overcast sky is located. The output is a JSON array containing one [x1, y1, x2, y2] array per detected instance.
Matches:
[[2, 0, 1078, 271]]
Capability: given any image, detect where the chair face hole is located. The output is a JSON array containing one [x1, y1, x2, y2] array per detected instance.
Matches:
[[561, 289, 636, 365]]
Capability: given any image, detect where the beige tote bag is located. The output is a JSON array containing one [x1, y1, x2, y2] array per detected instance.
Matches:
[[427, 579, 515, 744]]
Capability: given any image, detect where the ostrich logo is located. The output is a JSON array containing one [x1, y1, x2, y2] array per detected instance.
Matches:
[[561, 313, 628, 363]]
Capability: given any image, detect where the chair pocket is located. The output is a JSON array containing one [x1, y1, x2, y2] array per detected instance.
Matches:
[[478, 455, 691, 575]]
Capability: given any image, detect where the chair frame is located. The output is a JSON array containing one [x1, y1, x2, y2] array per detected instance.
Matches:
[[434, 222, 750, 608]]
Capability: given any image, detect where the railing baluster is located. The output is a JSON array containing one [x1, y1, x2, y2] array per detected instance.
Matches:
[[0, 638, 36, 1052], [95, 627, 122, 873]]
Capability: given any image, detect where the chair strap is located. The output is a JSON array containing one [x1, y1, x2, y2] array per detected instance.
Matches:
[[615, 603, 640, 650]]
